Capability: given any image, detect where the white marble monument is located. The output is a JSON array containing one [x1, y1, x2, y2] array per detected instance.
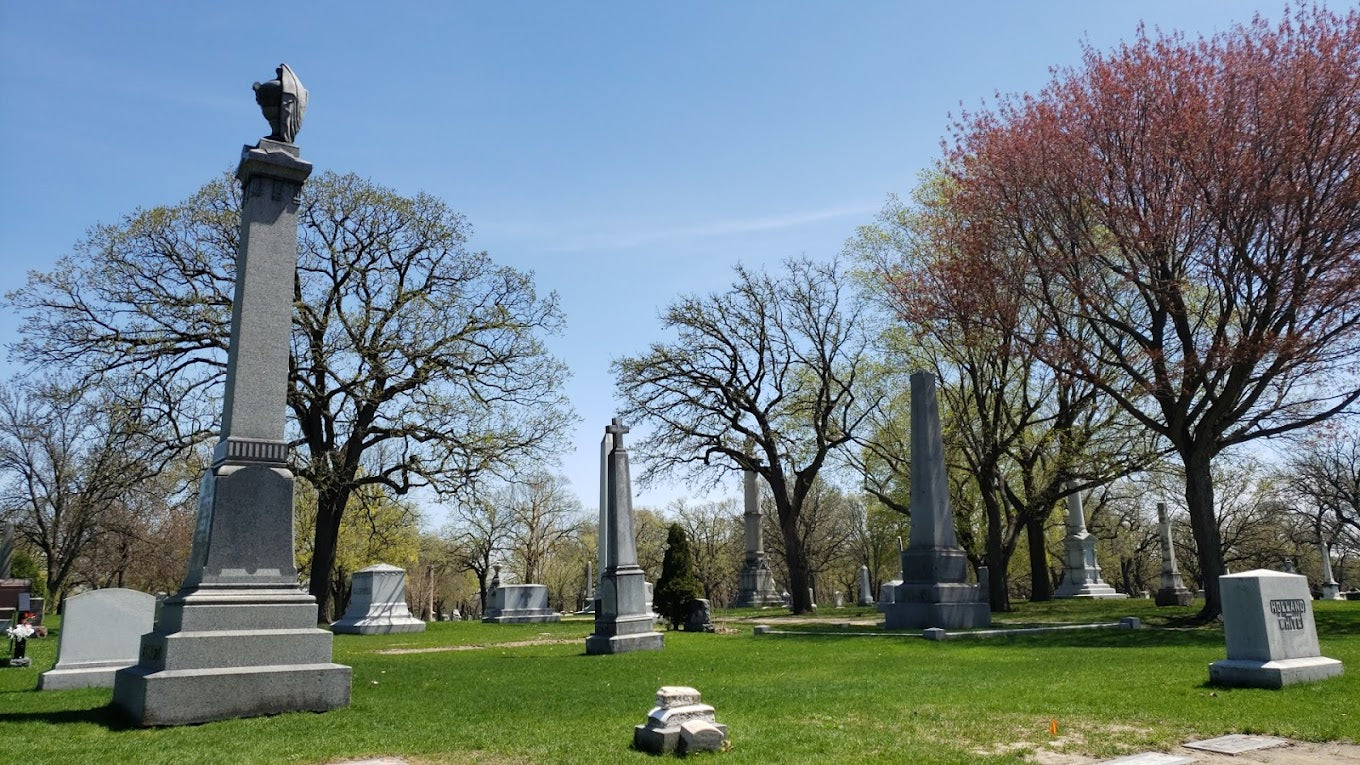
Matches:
[[1054, 486, 1124, 599], [482, 566, 562, 623], [733, 467, 782, 608], [1209, 569, 1343, 688], [1154, 503, 1194, 607], [331, 564, 426, 634]]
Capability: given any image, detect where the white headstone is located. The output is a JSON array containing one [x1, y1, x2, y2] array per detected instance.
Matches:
[[40, 588, 156, 690], [1208, 569, 1343, 688], [331, 564, 426, 634]]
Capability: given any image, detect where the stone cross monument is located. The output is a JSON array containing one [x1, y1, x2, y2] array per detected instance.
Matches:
[[113, 65, 351, 726], [1053, 485, 1123, 599], [733, 465, 782, 608], [586, 418, 664, 654], [1154, 502, 1194, 607], [879, 372, 989, 629]]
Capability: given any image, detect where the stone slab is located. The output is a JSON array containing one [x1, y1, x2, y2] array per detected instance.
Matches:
[[585, 631, 664, 655], [40, 588, 155, 690], [112, 661, 350, 726], [1098, 754, 1194, 765], [1183, 734, 1287, 754], [1208, 656, 1344, 689], [677, 720, 727, 754]]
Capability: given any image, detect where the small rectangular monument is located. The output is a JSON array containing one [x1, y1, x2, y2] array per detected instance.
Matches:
[[112, 64, 350, 725], [879, 372, 990, 629], [482, 566, 562, 623], [40, 588, 156, 690], [586, 418, 664, 654], [1209, 569, 1343, 688], [331, 564, 426, 634]]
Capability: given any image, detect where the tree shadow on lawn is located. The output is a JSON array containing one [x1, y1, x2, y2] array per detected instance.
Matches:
[[0, 702, 134, 731], [768, 625, 1225, 649]]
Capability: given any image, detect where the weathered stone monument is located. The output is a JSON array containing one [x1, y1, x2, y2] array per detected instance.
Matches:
[[40, 588, 155, 690], [586, 418, 664, 654], [879, 372, 990, 629], [331, 563, 426, 634], [1209, 569, 1343, 688], [857, 564, 874, 606], [1319, 541, 1343, 601], [683, 598, 715, 633], [1154, 503, 1194, 607], [733, 466, 783, 608], [633, 686, 728, 755], [1054, 486, 1124, 599], [482, 565, 562, 623], [112, 65, 350, 725]]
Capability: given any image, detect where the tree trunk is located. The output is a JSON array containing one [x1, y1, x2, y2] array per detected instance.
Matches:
[[1182, 449, 1224, 620], [775, 501, 812, 614], [1026, 515, 1053, 601], [985, 499, 1009, 610], [308, 491, 345, 622]]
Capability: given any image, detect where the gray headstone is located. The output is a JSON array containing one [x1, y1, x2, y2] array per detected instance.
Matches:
[[112, 66, 350, 726], [331, 564, 426, 634], [683, 598, 715, 633], [879, 373, 989, 629], [1208, 569, 1343, 688], [585, 418, 664, 654], [40, 588, 155, 690], [483, 581, 561, 624]]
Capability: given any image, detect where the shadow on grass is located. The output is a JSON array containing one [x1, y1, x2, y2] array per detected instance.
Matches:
[[0, 703, 134, 730], [763, 624, 1226, 649]]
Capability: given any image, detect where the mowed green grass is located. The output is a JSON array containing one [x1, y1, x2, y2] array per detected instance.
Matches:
[[2, 600, 1356, 764]]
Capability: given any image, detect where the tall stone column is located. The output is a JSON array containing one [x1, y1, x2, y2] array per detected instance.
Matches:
[[1154, 502, 1194, 607], [733, 466, 782, 607], [879, 372, 989, 629], [1053, 485, 1123, 599], [113, 65, 350, 726], [1319, 541, 1342, 601], [586, 418, 664, 654]]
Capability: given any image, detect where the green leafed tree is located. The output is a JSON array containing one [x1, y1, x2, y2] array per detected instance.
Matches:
[[8, 172, 574, 619], [654, 523, 703, 629]]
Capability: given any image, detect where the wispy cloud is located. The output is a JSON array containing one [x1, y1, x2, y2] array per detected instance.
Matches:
[[482, 202, 878, 252]]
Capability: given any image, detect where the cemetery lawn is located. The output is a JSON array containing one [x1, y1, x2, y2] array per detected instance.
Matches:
[[2, 600, 1357, 764]]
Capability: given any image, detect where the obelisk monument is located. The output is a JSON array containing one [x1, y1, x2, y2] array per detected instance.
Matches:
[[1053, 486, 1123, 599], [1154, 502, 1194, 606], [1319, 541, 1343, 601], [734, 466, 783, 608], [586, 418, 664, 654], [879, 372, 989, 629], [113, 64, 351, 725]]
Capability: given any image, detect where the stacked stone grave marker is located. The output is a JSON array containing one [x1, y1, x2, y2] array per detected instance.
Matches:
[[1208, 569, 1343, 688], [112, 64, 350, 725], [1054, 486, 1124, 599], [331, 563, 426, 634], [879, 372, 990, 629], [733, 466, 783, 607], [633, 685, 728, 755], [1154, 503, 1194, 607], [585, 418, 664, 654], [40, 588, 155, 690], [1319, 541, 1342, 601]]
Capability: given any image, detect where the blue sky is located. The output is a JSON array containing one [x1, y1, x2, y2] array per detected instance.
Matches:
[[0, 2, 1317, 526]]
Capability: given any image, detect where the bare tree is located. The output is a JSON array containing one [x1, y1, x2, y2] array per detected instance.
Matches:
[[9, 172, 574, 619], [670, 497, 742, 607], [615, 258, 880, 614], [503, 472, 583, 584]]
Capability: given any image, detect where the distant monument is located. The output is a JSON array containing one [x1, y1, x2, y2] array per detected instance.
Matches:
[[733, 466, 782, 608], [113, 64, 350, 725], [1053, 486, 1124, 599], [482, 565, 562, 624], [1154, 503, 1194, 607], [585, 418, 664, 654], [857, 564, 874, 606], [331, 564, 426, 634], [1319, 541, 1343, 601], [879, 372, 990, 629]]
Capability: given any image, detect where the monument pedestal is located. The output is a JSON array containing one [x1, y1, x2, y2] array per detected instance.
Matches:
[[1208, 570, 1343, 689], [331, 564, 426, 634], [1054, 492, 1125, 599], [734, 557, 783, 608]]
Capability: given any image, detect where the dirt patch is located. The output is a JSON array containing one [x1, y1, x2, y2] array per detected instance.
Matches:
[[374, 638, 577, 655], [1031, 739, 1360, 764]]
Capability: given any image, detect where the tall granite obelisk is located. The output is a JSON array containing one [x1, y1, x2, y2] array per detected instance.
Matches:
[[586, 418, 664, 654], [734, 467, 783, 608], [879, 372, 990, 629], [1154, 502, 1194, 607], [1053, 485, 1124, 599], [113, 65, 351, 725]]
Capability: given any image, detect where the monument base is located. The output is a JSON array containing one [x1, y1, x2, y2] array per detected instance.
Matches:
[[112, 586, 351, 726], [482, 610, 563, 624], [113, 661, 352, 726], [1208, 657, 1344, 689], [1055, 581, 1127, 599], [586, 631, 665, 654], [1155, 587, 1194, 606], [1322, 583, 1343, 601], [40, 661, 133, 691], [880, 600, 991, 630], [331, 615, 427, 634], [733, 560, 783, 608]]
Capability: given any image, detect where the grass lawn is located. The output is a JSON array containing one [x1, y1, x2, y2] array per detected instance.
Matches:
[[2, 599, 1356, 764]]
